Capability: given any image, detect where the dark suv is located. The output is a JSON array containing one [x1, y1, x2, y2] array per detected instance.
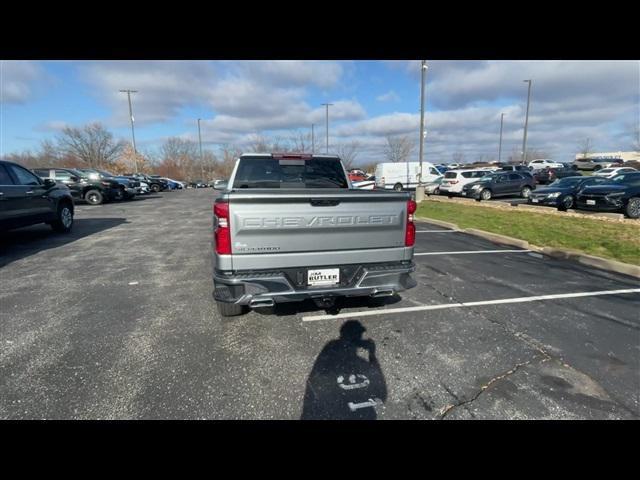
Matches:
[[124, 173, 167, 192], [33, 167, 122, 205], [463, 172, 536, 201], [576, 172, 640, 218], [76, 168, 138, 200], [0, 160, 75, 232]]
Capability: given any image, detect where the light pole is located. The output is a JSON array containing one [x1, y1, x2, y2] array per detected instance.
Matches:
[[321, 103, 333, 153], [416, 60, 428, 202], [119, 89, 138, 172], [311, 124, 315, 153], [197, 118, 204, 179], [521, 80, 532, 164], [498, 113, 505, 163]]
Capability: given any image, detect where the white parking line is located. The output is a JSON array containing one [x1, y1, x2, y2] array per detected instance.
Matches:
[[414, 249, 532, 256], [301, 288, 640, 322]]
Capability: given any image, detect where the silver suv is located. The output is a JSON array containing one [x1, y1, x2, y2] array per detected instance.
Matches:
[[573, 157, 624, 171]]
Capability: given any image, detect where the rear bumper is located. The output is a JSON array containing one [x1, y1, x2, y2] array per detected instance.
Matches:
[[213, 261, 416, 305]]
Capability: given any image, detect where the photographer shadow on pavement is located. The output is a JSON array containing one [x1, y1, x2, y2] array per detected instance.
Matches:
[[301, 320, 387, 420]]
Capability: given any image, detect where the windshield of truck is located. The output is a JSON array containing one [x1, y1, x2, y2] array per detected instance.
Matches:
[[234, 157, 348, 188]]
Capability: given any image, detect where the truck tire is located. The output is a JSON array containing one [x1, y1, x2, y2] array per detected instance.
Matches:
[[217, 301, 245, 317], [84, 189, 104, 205], [151, 183, 160, 193], [50, 201, 74, 233], [393, 183, 403, 191], [624, 197, 640, 219]]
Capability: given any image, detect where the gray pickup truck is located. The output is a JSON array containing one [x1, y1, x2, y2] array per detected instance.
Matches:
[[212, 153, 417, 316]]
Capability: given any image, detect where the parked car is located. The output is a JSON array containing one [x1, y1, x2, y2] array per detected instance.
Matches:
[[593, 167, 637, 178], [76, 169, 139, 200], [0, 160, 75, 233], [439, 169, 490, 196], [533, 166, 581, 185], [375, 161, 442, 191], [501, 165, 532, 172], [528, 159, 564, 170], [124, 173, 167, 192], [576, 172, 640, 218], [190, 180, 208, 188], [33, 167, 123, 205], [462, 171, 536, 201], [424, 177, 443, 195], [528, 176, 607, 211], [573, 157, 624, 172], [351, 176, 376, 189], [211, 153, 416, 316]]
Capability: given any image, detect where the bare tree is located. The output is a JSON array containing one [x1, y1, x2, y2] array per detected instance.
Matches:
[[334, 140, 361, 169], [56, 123, 126, 168], [578, 138, 594, 159], [382, 135, 415, 163], [451, 151, 465, 164], [289, 130, 312, 152], [247, 133, 271, 153]]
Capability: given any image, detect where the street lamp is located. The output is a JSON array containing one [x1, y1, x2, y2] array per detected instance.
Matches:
[[521, 80, 532, 164], [416, 60, 428, 203], [498, 113, 505, 163], [197, 118, 204, 179], [321, 103, 333, 153], [119, 89, 138, 172]]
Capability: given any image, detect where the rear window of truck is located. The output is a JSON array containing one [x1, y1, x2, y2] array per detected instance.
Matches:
[[233, 158, 348, 188]]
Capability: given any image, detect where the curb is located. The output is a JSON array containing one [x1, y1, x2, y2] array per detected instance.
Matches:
[[463, 228, 530, 249], [415, 215, 640, 279], [415, 217, 459, 230]]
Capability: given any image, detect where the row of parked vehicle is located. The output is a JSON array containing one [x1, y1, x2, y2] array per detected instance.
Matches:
[[0, 159, 187, 234], [438, 165, 640, 218]]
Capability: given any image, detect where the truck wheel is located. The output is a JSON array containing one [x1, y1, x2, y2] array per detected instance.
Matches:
[[50, 201, 74, 233], [151, 184, 160, 193], [217, 301, 246, 317], [625, 197, 640, 219], [393, 183, 403, 191], [85, 189, 104, 205]]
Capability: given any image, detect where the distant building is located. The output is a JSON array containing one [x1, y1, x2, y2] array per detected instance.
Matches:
[[575, 151, 640, 162]]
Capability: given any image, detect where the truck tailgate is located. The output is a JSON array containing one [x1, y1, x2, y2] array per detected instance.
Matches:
[[227, 189, 409, 256]]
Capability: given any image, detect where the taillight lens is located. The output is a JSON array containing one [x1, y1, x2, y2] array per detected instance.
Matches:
[[214, 201, 231, 255], [405, 199, 416, 246]]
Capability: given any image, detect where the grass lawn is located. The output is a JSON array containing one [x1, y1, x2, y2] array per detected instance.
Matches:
[[416, 201, 640, 266]]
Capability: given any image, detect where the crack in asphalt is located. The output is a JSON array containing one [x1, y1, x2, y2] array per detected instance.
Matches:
[[439, 355, 550, 419]]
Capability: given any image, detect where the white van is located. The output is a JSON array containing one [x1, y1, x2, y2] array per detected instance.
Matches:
[[375, 162, 441, 191]]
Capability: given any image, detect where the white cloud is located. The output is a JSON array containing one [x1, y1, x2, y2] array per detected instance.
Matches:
[[376, 90, 400, 102], [0, 61, 46, 104]]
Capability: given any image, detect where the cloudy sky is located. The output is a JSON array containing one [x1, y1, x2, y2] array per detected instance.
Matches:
[[1, 60, 638, 164]]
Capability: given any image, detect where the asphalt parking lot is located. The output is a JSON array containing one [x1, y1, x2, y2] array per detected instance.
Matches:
[[1, 189, 638, 419]]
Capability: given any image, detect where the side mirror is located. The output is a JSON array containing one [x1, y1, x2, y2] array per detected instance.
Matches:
[[213, 181, 228, 191], [43, 178, 57, 188]]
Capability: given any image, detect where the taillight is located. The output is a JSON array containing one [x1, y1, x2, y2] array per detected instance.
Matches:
[[405, 199, 416, 247], [214, 201, 231, 255]]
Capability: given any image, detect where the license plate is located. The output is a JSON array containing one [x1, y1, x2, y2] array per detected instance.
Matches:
[[531, 198, 539, 203], [308, 268, 340, 287], [586, 199, 596, 205]]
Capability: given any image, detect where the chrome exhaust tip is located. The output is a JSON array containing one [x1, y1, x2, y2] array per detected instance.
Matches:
[[249, 298, 275, 308], [371, 289, 395, 298]]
